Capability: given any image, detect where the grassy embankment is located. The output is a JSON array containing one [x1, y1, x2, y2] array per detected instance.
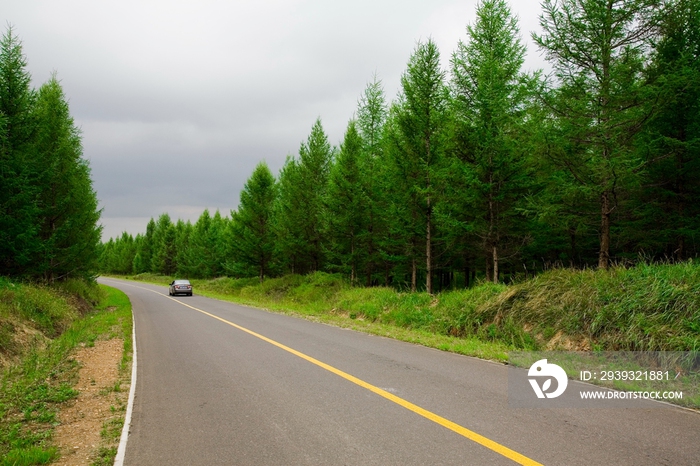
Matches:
[[0, 279, 132, 466], [125, 261, 699, 407], [129, 262, 700, 353]]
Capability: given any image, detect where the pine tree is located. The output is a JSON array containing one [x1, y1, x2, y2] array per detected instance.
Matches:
[[132, 234, 146, 274], [33, 75, 102, 281], [175, 219, 193, 276], [151, 213, 176, 275], [534, 0, 662, 269], [387, 39, 449, 293], [521, 100, 600, 269], [99, 239, 116, 274], [299, 119, 333, 272], [115, 232, 137, 274], [273, 156, 305, 274], [324, 121, 368, 282], [0, 26, 39, 275], [209, 210, 228, 277], [356, 77, 389, 285], [182, 209, 223, 278], [134, 218, 156, 274], [449, 0, 533, 283], [636, 0, 700, 259], [229, 162, 277, 281], [357, 76, 387, 162], [275, 119, 333, 274]]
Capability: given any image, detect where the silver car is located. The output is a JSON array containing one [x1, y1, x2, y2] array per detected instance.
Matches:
[[168, 279, 193, 296]]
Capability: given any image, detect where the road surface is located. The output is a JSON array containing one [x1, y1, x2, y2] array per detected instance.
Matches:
[[99, 278, 700, 465]]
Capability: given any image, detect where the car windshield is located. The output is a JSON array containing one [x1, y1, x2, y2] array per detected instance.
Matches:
[[174, 280, 190, 285]]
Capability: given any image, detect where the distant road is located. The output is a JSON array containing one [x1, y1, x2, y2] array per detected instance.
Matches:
[[99, 277, 700, 465]]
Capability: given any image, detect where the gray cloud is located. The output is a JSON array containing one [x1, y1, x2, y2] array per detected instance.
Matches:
[[4, 0, 548, 241]]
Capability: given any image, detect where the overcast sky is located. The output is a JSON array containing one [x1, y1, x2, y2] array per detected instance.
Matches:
[[4, 0, 548, 240]]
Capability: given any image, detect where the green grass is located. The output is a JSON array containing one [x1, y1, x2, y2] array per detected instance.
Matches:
[[126, 262, 700, 354], [122, 264, 700, 408], [1, 446, 58, 466], [91, 446, 117, 466], [123, 272, 512, 361], [0, 281, 132, 465], [474, 262, 700, 352]]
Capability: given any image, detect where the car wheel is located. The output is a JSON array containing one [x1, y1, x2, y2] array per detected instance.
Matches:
[[189, 293, 193, 296]]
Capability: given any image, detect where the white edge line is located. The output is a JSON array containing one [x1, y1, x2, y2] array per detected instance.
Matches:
[[114, 312, 137, 466]]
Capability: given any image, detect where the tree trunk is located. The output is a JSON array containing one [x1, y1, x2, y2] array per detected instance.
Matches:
[[366, 208, 375, 286], [569, 227, 577, 268], [366, 263, 373, 287], [492, 245, 499, 284], [411, 257, 417, 292], [599, 191, 611, 269], [676, 149, 685, 261], [259, 255, 265, 283], [350, 239, 356, 284], [485, 251, 492, 283], [488, 168, 498, 283], [426, 198, 433, 294]]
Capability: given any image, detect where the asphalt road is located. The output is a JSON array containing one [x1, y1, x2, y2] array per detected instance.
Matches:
[[98, 278, 700, 465]]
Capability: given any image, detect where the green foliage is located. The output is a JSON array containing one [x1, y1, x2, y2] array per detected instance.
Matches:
[[137, 219, 156, 274], [533, 0, 662, 269], [355, 78, 390, 286], [228, 162, 277, 281], [357, 75, 387, 160], [101, 2, 700, 292], [0, 26, 40, 276], [32, 76, 102, 282], [633, 0, 700, 260], [0, 26, 101, 282], [448, 0, 534, 283], [151, 214, 176, 275], [385, 39, 450, 292], [324, 121, 368, 283], [274, 120, 333, 274], [180, 209, 227, 278]]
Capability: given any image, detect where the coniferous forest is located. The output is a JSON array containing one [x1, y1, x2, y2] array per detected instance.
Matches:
[[92, 0, 699, 291], [0, 27, 102, 282]]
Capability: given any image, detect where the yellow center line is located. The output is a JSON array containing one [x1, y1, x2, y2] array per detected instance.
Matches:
[[115, 280, 543, 466]]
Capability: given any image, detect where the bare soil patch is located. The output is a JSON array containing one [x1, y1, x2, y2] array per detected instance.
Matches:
[[53, 339, 129, 465]]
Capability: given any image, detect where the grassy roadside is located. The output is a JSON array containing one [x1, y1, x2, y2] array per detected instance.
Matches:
[[125, 262, 700, 354], [119, 262, 699, 408], [0, 281, 132, 466], [124, 273, 513, 361]]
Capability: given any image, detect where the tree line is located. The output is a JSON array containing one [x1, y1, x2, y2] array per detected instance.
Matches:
[[0, 27, 102, 282], [100, 0, 700, 292]]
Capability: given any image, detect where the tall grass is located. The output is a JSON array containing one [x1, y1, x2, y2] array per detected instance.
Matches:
[[475, 262, 700, 351], [0, 282, 77, 340], [125, 261, 700, 353]]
